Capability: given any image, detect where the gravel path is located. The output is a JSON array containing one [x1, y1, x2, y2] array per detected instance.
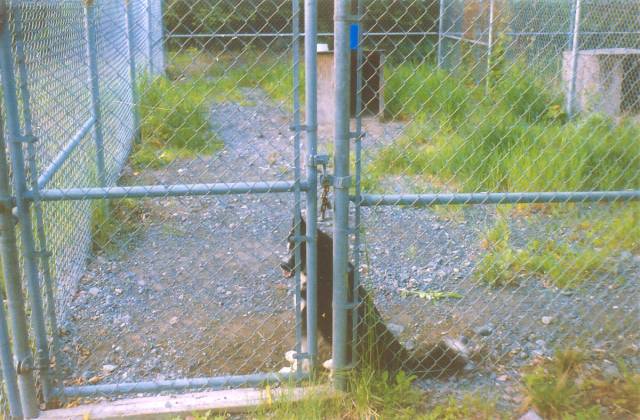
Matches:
[[61, 88, 639, 410]]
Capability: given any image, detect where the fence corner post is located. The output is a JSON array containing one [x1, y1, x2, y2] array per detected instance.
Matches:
[[126, 0, 142, 143]]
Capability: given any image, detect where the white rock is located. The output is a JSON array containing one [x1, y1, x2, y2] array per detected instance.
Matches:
[[102, 364, 117, 373], [541, 316, 553, 325], [519, 409, 543, 420], [88, 287, 100, 296], [387, 323, 405, 336]]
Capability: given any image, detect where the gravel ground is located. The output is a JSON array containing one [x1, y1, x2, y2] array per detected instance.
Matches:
[[61, 88, 639, 410]]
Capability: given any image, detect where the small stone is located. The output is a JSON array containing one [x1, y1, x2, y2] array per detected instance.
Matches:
[[541, 316, 553, 325], [404, 340, 416, 351], [88, 287, 100, 296], [102, 364, 117, 373], [114, 288, 123, 296], [602, 362, 620, 380], [496, 374, 508, 382], [519, 409, 543, 420], [535, 339, 547, 348], [474, 324, 494, 337], [169, 316, 179, 325], [387, 323, 405, 336]]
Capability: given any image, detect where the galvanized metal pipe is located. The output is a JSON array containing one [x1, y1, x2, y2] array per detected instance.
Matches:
[[84, 1, 107, 189], [486, 0, 495, 90], [292, 0, 304, 380], [437, 0, 445, 68], [0, 4, 40, 415], [147, 0, 154, 75], [567, 0, 582, 117], [126, 0, 142, 143], [26, 181, 307, 202], [0, 109, 24, 420], [37, 117, 96, 190], [14, 3, 65, 403], [332, 0, 353, 391], [351, 0, 364, 369], [356, 191, 640, 207], [304, 0, 319, 373], [2, 5, 54, 405], [57, 372, 306, 398]]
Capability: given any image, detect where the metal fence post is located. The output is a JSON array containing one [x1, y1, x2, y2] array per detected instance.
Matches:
[[304, 0, 319, 373], [0, 7, 39, 416], [126, 0, 142, 142], [352, 0, 364, 370], [0, 114, 22, 419], [567, 0, 581, 117], [486, 0, 495, 91], [0, 4, 54, 406], [332, 0, 352, 391], [84, 0, 107, 189], [12, 4, 64, 403], [0, 111, 34, 419], [147, 0, 154, 75], [437, 0, 445, 68]]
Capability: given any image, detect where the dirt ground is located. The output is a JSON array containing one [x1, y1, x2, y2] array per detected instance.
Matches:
[[60, 88, 639, 411]]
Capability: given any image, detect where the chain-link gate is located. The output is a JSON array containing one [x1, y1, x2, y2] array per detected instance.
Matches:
[[0, 0, 639, 417], [339, 0, 640, 411], [0, 0, 324, 416]]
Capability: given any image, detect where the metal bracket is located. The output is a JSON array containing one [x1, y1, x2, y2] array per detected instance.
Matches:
[[333, 176, 352, 189], [293, 352, 311, 360], [308, 154, 329, 167], [16, 356, 34, 374], [12, 134, 38, 144], [349, 131, 366, 140], [293, 235, 308, 243]]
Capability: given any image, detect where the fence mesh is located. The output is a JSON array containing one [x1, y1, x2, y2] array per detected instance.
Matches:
[[0, 0, 638, 416], [353, 0, 640, 413]]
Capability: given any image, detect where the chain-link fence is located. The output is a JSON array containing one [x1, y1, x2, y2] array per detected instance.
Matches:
[[0, 0, 638, 417]]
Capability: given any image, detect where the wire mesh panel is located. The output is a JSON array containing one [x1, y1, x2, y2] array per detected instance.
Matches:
[[350, 0, 640, 414], [0, 0, 310, 411]]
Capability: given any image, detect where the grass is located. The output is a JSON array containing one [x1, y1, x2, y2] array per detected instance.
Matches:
[[371, 60, 639, 193], [132, 76, 223, 169], [91, 199, 146, 255], [475, 204, 639, 288], [523, 348, 640, 419]]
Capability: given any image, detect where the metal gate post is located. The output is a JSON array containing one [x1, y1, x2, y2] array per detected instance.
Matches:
[[332, 0, 353, 391], [126, 0, 142, 142], [304, 0, 319, 372], [146, 0, 154, 75], [291, 0, 305, 380], [0, 3, 53, 406], [84, 0, 107, 189]]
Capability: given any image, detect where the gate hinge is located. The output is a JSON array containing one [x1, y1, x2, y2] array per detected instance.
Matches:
[[308, 154, 329, 167], [350, 131, 366, 140], [333, 176, 352, 189]]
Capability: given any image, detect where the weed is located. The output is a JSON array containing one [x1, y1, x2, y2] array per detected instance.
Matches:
[[522, 348, 639, 419], [133, 76, 223, 169], [91, 199, 145, 255], [426, 395, 502, 420], [476, 203, 638, 288]]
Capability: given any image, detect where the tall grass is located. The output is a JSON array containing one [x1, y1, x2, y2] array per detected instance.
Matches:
[[132, 76, 223, 169], [371, 61, 639, 193]]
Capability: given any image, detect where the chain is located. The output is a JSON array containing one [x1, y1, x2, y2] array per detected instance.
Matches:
[[320, 181, 331, 220]]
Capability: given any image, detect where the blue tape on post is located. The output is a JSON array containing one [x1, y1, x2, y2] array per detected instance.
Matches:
[[350, 24, 359, 50]]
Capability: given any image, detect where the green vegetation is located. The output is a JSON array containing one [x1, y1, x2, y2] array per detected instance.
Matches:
[[523, 348, 640, 419], [372, 60, 639, 193], [133, 76, 223, 169], [476, 204, 639, 288], [91, 199, 146, 255]]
